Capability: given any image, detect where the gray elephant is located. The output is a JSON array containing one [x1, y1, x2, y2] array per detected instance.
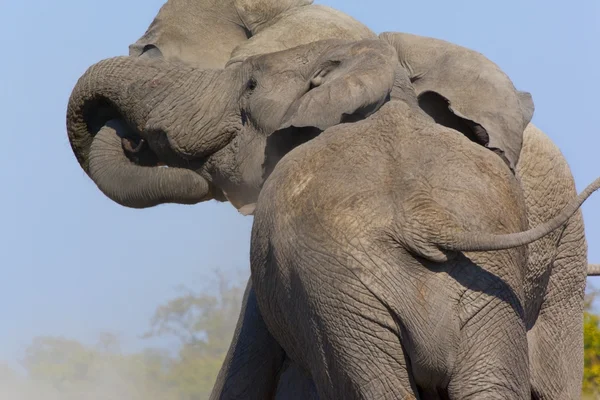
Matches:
[[66, 38, 600, 398], [247, 40, 600, 399], [128, 0, 374, 68], [67, 36, 599, 399], [380, 32, 593, 398], [66, 1, 596, 398]]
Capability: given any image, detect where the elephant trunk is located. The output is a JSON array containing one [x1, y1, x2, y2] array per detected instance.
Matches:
[[444, 176, 600, 254], [88, 120, 211, 208], [588, 264, 600, 276], [66, 56, 238, 208]]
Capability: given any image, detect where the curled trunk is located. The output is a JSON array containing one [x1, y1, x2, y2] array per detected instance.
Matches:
[[66, 56, 237, 208], [88, 120, 212, 208]]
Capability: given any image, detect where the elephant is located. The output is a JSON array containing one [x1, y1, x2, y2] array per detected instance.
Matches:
[[379, 32, 533, 172], [244, 39, 600, 399], [66, 1, 598, 398], [67, 34, 600, 397], [128, 0, 375, 68], [379, 32, 593, 398], [77, 0, 374, 209]]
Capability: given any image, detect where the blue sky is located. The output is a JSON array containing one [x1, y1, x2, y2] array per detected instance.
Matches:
[[1, 0, 598, 366]]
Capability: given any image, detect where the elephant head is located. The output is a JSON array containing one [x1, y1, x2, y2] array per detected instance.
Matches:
[[66, 39, 407, 211], [128, 0, 374, 68], [128, 0, 311, 68]]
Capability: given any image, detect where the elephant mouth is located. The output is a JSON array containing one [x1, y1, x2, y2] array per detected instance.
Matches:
[[119, 130, 231, 203], [221, 188, 258, 216], [120, 134, 164, 167]]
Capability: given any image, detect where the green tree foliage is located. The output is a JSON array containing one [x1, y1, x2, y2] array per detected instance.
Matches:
[[7, 274, 599, 399], [3, 273, 245, 400], [141, 274, 244, 399], [584, 289, 600, 397]]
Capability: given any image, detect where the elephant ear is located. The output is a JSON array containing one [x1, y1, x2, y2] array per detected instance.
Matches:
[[379, 32, 535, 171], [518, 90, 535, 127], [417, 91, 491, 148], [417, 88, 535, 171], [279, 40, 399, 131]]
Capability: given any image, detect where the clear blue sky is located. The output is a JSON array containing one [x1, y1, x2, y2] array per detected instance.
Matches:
[[1, 0, 598, 366]]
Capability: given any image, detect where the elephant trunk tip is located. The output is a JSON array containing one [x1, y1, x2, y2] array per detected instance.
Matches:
[[66, 55, 161, 173], [67, 97, 123, 174], [66, 56, 216, 209]]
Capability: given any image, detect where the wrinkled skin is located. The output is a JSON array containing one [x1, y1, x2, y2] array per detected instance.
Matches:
[[70, 0, 374, 210], [129, 0, 375, 68], [69, 3, 375, 397], [66, 1, 597, 398], [239, 40, 598, 399], [380, 32, 534, 172], [67, 35, 600, 398], [516, 124, 588, 398], [253, 89, 532, 399], [380, 32, 590, 399]]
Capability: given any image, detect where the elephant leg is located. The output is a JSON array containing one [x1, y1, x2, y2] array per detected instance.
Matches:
[[290, 295, 417, 400], [253, 258, 419, 400], [210, 279, 286, 400], [446, 256, 530, 399], [516, 124, 587, 399], [527, 216, 586, 399], [275, 358, 319, 400]]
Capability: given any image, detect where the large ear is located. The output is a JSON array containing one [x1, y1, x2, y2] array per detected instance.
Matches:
[[417, 91, 490, 146], [518, 90, 535, 126], [380, 32, 535, 171], [279, 39, 399, 131]]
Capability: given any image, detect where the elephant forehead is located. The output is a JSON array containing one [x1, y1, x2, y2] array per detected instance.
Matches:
[[234, 0, 313, 32], [228, 5, 376, 64], [128, 0, 249, 69], [247, 41, 336, 75]]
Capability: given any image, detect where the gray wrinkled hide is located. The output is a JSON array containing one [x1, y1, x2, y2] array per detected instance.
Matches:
[[227, 5, 376, 65], [380, 32, 534, 171], [94, 2, 588, 399], [129, 0, 375, 69]]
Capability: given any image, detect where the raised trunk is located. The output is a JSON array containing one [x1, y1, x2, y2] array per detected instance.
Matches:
[[66, 56, 239, 208]]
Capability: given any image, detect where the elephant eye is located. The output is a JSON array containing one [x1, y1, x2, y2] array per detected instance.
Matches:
[[246, 78, 257, 91]]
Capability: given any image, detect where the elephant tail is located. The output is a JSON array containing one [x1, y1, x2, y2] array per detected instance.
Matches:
[[589, 264, 600, 276], [441, 176, 599, 255], [401, 176, 599, 263]]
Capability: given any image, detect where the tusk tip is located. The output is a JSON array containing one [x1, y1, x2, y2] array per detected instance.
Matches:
[[238, 203, 256, 216]]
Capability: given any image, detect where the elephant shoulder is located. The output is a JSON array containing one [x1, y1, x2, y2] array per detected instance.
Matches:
[[517, 124, 577, 199], [516, 124, 581, 236]]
